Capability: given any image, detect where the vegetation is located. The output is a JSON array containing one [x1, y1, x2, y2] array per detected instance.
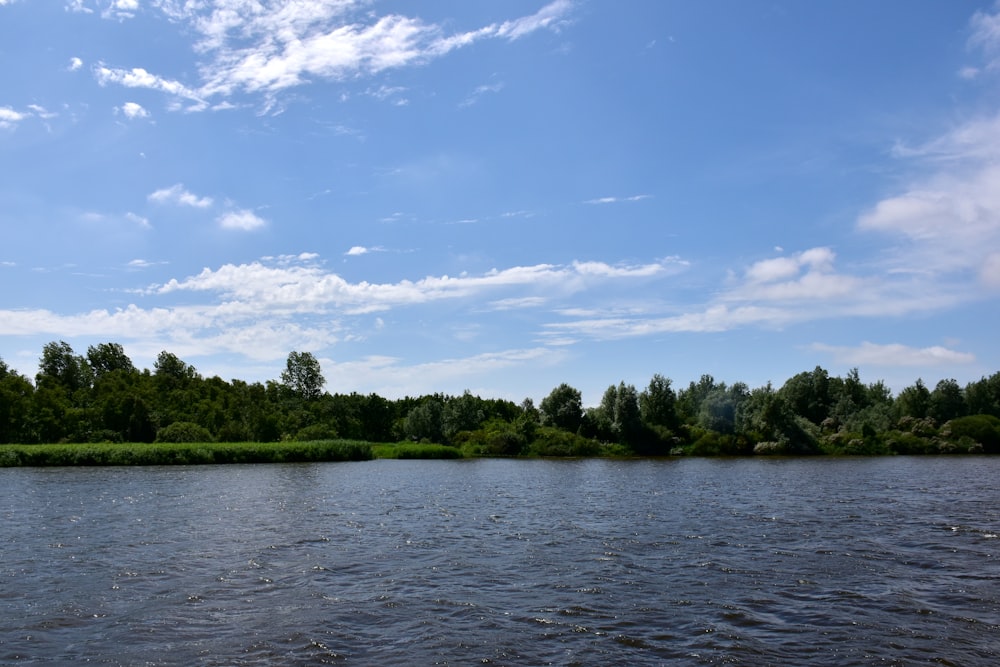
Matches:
[[2, 342, 1000, 465], [0, 440, 373, 467]]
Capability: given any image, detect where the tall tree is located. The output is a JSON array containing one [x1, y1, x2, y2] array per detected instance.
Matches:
[[897, 379, 931, 420], [640, 374, 678, 430], [929, 378, 966, 423], [36, 341, 92, 393], [281, 351, 325, 400], [540, 383, 583, 432], [87, 342, 136, 379], [0, 358, 33, 443]]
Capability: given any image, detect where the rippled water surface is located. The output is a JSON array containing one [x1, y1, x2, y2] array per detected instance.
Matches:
[[1, 457, 999, 665]]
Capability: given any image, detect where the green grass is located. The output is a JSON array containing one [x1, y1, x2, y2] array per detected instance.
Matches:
[[0, 439, 373, 467]]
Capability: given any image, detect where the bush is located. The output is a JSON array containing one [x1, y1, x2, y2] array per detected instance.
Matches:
[[394, 443, 464, 459], [295, 423, 339, 441], [944, 415, 1000, 453], [155, 421, 215, 443], [526, 427, 600, 457], [883, 431, 935, 455]]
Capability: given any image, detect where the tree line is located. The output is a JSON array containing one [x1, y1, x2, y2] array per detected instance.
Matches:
[[1, 341, 999, 456]]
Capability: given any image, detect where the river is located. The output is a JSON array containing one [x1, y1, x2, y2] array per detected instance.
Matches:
[[1, 457, 998, 665]]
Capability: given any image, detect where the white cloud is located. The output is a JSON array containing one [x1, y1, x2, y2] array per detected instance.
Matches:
[[728, 247, 859, 302], [151, 256, 681, 314], [128, 259, 167, 269], [0, 252, 660, 380], [94, 1, 574, 110], [94, 65, 207, 111], [490, 297, 547, 310], [540, 242, 974, 343], [27, 104, 57, 119], [460, 81, 504, 108], [103, 0, 139, 20], [69, 56, 84, 71], [345, 245, 388, 256], [66, 0, 93, 13], [119, 101, 150, 119], [0, 106, 26, 129], [982, 252, 1000, 288], [148, 183, 213, 208], [969, 2, 1000, 72], [584, 194, 651, 205], [217, 209, 267, 230], [125, 211, 151, 228], [495, 0, 573, 40], [811, 342, 976, 367], [858, 121, 1000, 283]]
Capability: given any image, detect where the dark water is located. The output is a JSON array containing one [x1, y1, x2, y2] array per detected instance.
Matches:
[[1, 457, 998, 666]]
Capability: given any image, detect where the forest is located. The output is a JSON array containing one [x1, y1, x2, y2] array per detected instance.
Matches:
[[1, 340, 1000, 457]]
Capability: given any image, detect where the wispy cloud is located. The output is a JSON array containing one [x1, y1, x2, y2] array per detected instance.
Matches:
[[460, 81, 504, 108], [811, 342, 976, 367], [125, 212, 151, 228], [94, 65, 207, 111], [345, 245, 386, 256], [967, 1, 1000, 74], [92, 1, 575, 110], [584, 194, 651, 205], [102, 0, 138, 20], [858, 115, 1000, 287], [0, 252, 673, 368], [541, 241, 976, 343], [151, 255, 682, 314], [148, 184, 214, 208]]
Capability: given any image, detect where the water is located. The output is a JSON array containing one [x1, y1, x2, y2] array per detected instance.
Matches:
[[1, 457, 998, 665]]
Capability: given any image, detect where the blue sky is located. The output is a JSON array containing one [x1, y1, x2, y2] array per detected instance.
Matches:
[[2, 0, 1000, 406]]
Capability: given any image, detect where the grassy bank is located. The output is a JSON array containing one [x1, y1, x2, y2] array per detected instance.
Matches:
[[0, 439, 374, 467], [372, 442, 465, 459]]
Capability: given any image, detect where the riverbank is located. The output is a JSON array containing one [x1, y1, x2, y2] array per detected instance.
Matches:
[[0, 439, 374, 467]]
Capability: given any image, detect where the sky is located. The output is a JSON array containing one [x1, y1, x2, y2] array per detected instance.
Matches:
[[2, 0, 1000, 406]]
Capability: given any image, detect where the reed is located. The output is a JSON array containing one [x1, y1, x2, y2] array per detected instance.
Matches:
[[0, 439, 374, 467]]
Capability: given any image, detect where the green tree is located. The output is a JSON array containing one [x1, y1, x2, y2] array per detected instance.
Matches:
[[87, 342, 136, 379], [442, 391, 486, 441], [639, 374, 678, 430], [281, 351, 326, 400], [540, 383, 583, 432], [598, 381, 642, 446], [404, 396, 445, 443], [37, 341, 92, 393], [966, 372, 1000, 418], [0, 358, 33, 443], [698, 382, 748, 435], [154, 350, 198, 386], [897, 379, 931, 419], [778, 366, 832, 425], [677, 374, 719, 425], [928, 378, 966, 423]]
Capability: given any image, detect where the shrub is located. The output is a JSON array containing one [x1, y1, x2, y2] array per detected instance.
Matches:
[[295, 423, 339, 441], [883, 431, 935, 455], [944, 415, 1000, 453], [527, 427, 601, 457], [394, 443, 464, 459], [155, 421, 215, 443]]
